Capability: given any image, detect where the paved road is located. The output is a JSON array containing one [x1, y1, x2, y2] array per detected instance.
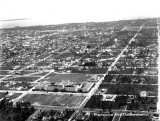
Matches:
[[78, 24, 132, 109], [112, 105, 127, 121]]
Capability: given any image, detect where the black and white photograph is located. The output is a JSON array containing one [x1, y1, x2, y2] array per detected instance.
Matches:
[[0, 0, 160, 121]]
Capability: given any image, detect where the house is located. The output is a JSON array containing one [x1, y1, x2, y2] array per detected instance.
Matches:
[[101, 95, 116, 102]]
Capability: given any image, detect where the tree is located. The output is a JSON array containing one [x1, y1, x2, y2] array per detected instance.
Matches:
[[6, 91, 9, 95], [7, 116, 11, 121], [50, 109, 54, 116], [29, 106, 34, 114]]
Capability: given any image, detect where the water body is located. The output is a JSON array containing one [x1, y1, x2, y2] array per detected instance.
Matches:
[[0, 19, 41, 29]]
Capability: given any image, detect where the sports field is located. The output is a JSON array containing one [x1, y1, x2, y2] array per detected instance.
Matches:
[[20, 94, 86, 108]]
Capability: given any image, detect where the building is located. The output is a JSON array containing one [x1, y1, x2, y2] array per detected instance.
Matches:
[[82, 82, 94, 92], [44, 85, 55, 91], [87, 74, 98, 82], [101, 95, 117, 102], [35, 85, 42, 90], [64, 84, 82, 92]]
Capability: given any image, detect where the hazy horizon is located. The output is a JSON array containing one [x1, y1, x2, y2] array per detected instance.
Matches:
[[0, 16, 158, 29], [0, 0, 160, 29]]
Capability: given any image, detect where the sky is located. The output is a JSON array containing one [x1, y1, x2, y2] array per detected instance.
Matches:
[[0, 0, 160, 28]]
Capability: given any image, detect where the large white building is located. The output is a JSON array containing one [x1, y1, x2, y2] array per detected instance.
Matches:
[[65, 84, 82, 92], [82, 82, 94, 92]]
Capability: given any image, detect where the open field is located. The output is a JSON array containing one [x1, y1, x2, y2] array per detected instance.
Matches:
[[30, 72, 49, 76], [48, 73, 91, 83], [3, 76, 40, 82], [20, 94, 86, 108], [44, 72, 57, 78]]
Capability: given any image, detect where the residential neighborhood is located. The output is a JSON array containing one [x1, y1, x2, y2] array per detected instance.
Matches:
[[0, 18, 159, 121]]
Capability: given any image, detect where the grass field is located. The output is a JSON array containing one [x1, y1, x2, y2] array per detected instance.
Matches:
[[46, 95, 86, 107], [20, 94, 86, 108], [30, 72, 49, 76], [3, 76, 40, 82], [48, 73, 90, 83], [45, 72, 57, 78]]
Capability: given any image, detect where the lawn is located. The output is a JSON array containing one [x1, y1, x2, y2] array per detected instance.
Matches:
[[45, 95, 86, 107], [44, 72, 57, 78], [3, 76, 40, 82], [21, 94, 86, 108], [30, 72, 49, 76], [20, 94, 51, 105], [68, 67, 108, 74], [48, 73, 90, 83]]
